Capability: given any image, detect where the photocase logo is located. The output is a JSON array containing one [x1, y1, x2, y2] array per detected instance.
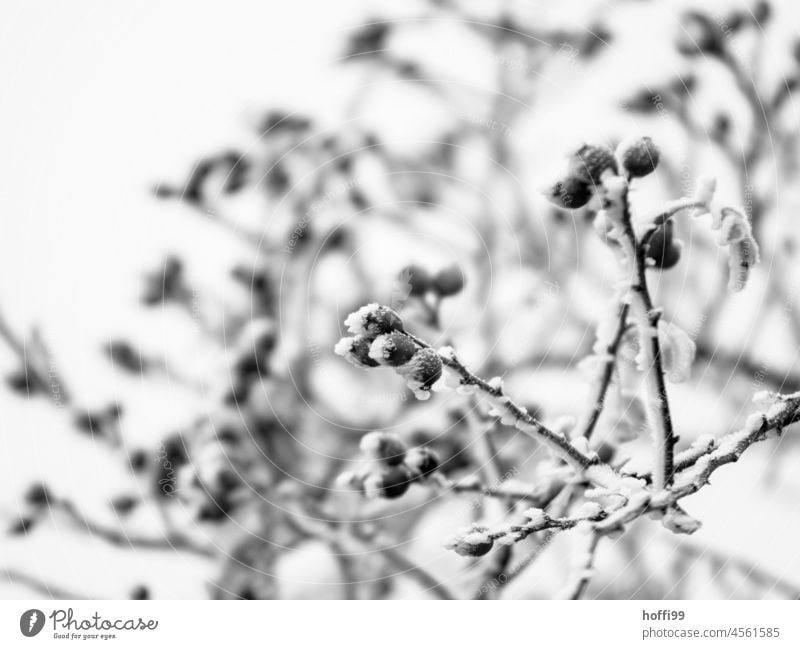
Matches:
[[20, 609, 45, 637]]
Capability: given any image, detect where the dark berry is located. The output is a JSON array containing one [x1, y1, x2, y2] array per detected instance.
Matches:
[[400, 264, 431, 296], [25, 483, 52, 507], [361, 431, 407, 466], [646, 221, 682, 269], [376, 465, 412, 499], [370, 332, 417, 367], [432, 265, 465, 296], [545, 176, 593, 209], [568, 144, 619, 185], [130, 586, 150, 600], [111, 496, 138, 515], [618, 136, 660, 178], [402, 348, 443, 393], [405, 447, 440, 478]]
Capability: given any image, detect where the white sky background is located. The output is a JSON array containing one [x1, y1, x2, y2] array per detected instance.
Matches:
[[0, 0, 371, 598], [0, 0, 365, 330]]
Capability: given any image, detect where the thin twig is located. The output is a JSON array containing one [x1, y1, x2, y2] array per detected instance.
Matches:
[[561, 530, 602, 600], [2, 567, 94, 599], [54, 499, 216, 559], [581, 302, 630, 439], [405, 333, 600, 471], [439, 476, 557, 505], [612, 181, 677, 489]]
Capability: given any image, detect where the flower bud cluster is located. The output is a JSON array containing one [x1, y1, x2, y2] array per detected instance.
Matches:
[[335, 304, 443, 399], [337, 431, 440, 500]]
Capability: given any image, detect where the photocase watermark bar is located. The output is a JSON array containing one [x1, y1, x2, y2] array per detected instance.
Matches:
[[1, 601, 797, 647]]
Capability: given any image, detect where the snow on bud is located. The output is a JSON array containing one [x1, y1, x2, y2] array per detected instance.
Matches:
[[363, 465, 412, 499], [336, 470, 363, 489], [344, 303, 404, 337], [662, 507, 702, 535], [718, 207, 749, 244], [334, 335, 380, 368], [437, 346, 456, 362], [444, 524, 495, 557], [569, 143, 619, 185], [404, 446, 439, 478], [368, 332, 417, 367], [690, 176, 716, 217], [360, 431, 407, 466], [728, 239, 759, 292], [658, 321, 696, 383], [717, 208, 759, 292], [523, 507, 547, 527], [752, 390, 775, 408], [616, 136, 660, 178], [399, 264, 431, 296], [397, 348, 443, 400], [577, 501, 603, 518]]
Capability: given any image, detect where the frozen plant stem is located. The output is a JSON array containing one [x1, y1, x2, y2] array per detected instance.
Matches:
[[612, 182, 676, 490], [582, 302, 630, 439], [406, 333, 600, 473], [563, 530, 602, 600]]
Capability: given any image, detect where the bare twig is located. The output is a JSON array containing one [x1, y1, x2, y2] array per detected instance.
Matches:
[[581, 302, 630, 439], [560, 529, 602, 600], [605, 179, 677, 489], [405, 334, 600, 472], [2, 567, 94, 599], [53, 499, 216, 559]]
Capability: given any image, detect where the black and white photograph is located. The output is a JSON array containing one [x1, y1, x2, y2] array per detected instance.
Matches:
[[2, 0, 800, 631]]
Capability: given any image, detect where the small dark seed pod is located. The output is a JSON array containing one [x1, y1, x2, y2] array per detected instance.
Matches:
[[618, 136, 660, 178], [432, 265, 465, 296], [374, 465, 412, 499], [400, 264, 431, 296], [401, 348, 443, 395], [405, 446, 440, 478], [360, 431, 408, 466], [545, 176, 593, 209], [370, 332, 417, 367], [568, 144, 619, 185], [335, 335, 381, 368], [646, 221, 682, 270]]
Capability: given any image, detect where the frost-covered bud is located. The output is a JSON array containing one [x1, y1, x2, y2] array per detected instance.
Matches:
[[662, 506, 702, 534], [369, 332, 417, 367], [25, 482, 52, 507], [360, 431, 407, 466], [658, 321, 696, 383], [432, 265, 465, 297], [404, 446, 440, 478], [398, 348, 443, 399], [645, 221, 682, 269], [363, 465, 412, 499], [399, 264, 431, 297], [336, 470, 364, 490], [445, 524, 494, 557], [568, 144, 619, 185], [717, 207, 760, 292], [617, 136, 660, 178], [728, 238, 759, 292], [692, 176, 717, 215], [544, 175, 593, 209], [334, 335, 380, 368], [344, 303, 404, 337]]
